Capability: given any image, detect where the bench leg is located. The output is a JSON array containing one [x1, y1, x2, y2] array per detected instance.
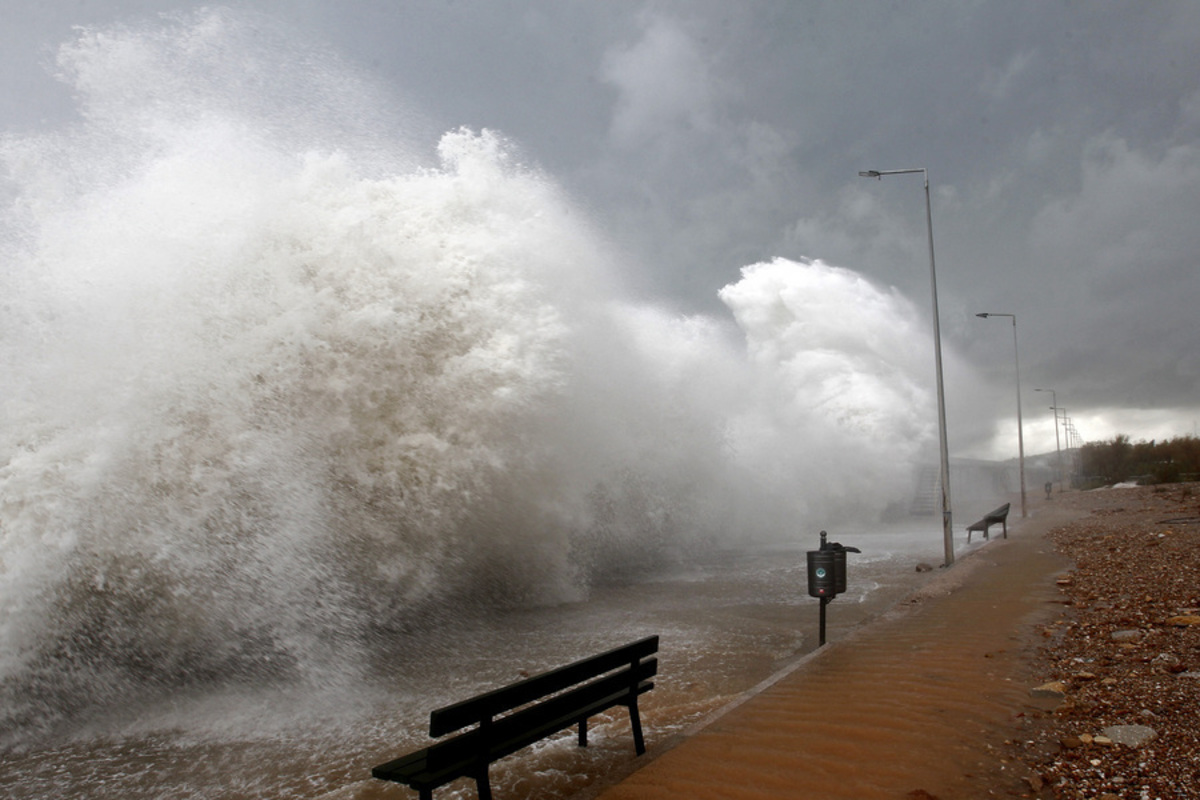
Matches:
[[628, 700, 646, 756], [578, 718, 587, 747], [1002, 520, 1008, 538], [474, 768, 493, 800]]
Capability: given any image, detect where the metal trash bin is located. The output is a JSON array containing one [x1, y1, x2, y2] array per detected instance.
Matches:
[[806, 530, 860, 645]]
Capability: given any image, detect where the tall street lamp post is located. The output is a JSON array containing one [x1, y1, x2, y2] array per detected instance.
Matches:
[[1035, 388, 1063, 492], [976, 313, 1026, 518], [859, 168, 953, 566]]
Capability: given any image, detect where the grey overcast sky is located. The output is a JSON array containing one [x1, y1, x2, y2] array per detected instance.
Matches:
[[4, 0, 1200, 459]]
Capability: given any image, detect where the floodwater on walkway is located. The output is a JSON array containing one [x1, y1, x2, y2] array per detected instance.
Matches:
[[1, 522, 965, 800]]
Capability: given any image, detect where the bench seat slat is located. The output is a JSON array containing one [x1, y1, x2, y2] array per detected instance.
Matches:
[[374, 678, 655, 791], [373, 674, 654, 791], [426, 662, 654, 772], [478, 665, 654, 762], [429, 636, 658, 736], [372, 636, 659, 799]]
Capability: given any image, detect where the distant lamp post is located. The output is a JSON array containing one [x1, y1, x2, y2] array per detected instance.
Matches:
[[860, 168, 953, 566], [976, 313, 1026, 518], [1058, 409, 1080, 484], [1035, 388, 1064, 493]]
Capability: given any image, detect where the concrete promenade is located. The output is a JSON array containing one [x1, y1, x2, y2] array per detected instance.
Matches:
[[595, 499, 1082, 800]]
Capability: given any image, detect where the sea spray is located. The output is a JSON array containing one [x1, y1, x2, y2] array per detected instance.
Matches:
[[0, 8, 939, 743], [720, 257, 935, 518]]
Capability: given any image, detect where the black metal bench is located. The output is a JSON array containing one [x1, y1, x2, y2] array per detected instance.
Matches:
[[966, 502, 1011, 542], [372, 635, 658, 800]]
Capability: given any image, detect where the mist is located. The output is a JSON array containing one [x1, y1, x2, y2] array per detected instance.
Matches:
[[0, 8, 952, 739]]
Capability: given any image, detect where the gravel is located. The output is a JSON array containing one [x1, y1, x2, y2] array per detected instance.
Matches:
[[1002, 485, 1200, 799]]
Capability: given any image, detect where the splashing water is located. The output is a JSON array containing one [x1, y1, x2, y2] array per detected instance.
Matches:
[[0, 9, 938, 746]]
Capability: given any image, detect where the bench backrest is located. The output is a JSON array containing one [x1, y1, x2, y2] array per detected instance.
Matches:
[[988, 502, 1011, 517], [429, 636, 659, 737]]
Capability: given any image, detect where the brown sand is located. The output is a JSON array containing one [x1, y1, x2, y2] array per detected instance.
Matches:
[[592, 495, 1083, 800]]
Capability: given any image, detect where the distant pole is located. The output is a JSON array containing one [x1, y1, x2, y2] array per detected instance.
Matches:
[[860, 168, 954, 566], [1035, 388, 1063, 492], [1058, 409, 1078, 483], [976, 313, 1026, 518]]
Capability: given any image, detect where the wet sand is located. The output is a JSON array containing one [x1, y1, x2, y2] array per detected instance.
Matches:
[[592, 495, 1083, 800]]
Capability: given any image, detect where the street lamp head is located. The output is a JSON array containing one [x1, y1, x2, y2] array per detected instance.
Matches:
[[858, 170, 882, 179], [975, 313, 990, 318]]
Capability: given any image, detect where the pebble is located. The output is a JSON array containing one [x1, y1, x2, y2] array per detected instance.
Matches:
[[1030, 681, 1066, 699], [1101, 725, 1157, 747]]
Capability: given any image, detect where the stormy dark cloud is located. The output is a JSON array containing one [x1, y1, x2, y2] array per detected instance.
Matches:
[[4, 0, 1199, 458]]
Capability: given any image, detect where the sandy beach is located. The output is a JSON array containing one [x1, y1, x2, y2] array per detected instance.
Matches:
[[590, 485, 1200, 800]]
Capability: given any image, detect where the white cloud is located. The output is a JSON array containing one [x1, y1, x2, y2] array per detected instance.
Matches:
[[600, 15, 716, 148]]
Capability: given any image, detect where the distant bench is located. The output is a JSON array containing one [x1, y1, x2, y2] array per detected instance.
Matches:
[[372, 636, 659, 800], [966, 502, 1011, 543]]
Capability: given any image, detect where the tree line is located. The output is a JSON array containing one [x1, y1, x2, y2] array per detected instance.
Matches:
[[1079, 434, 1200, 486]]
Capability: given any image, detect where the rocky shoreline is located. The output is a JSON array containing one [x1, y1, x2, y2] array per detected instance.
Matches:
[[999, 485, 1200, 799]]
